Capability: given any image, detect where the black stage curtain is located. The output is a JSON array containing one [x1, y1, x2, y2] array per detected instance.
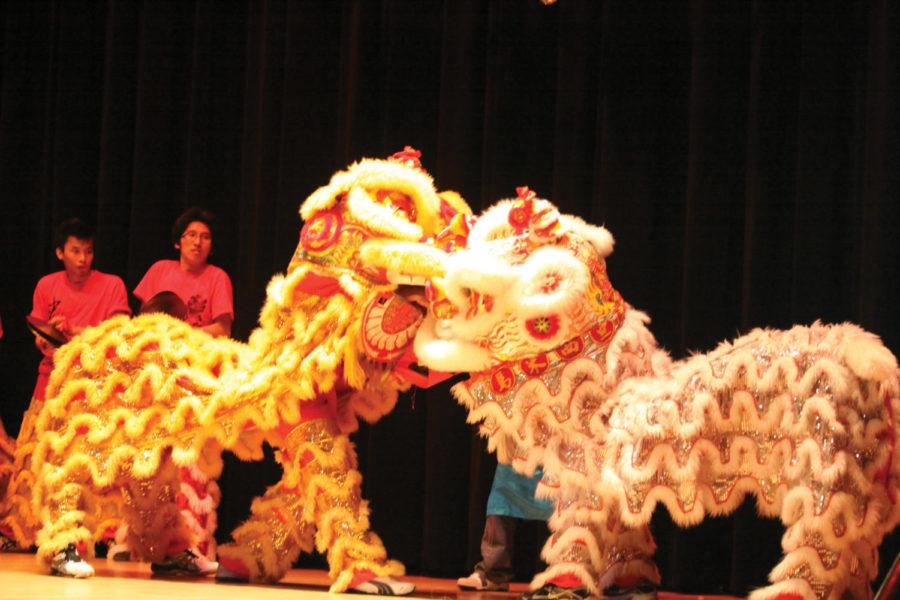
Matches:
[[0, 1, 898, 595]]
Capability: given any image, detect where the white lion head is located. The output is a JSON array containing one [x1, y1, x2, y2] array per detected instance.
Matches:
[[413, 188, 623, 373]]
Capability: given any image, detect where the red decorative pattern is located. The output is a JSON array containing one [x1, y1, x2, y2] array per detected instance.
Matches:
[[300, 209, 343, 253], [388, 146, 423, 171], [490, 367, 517, 394], [361, 292, 423, 362], [520, 354, 550, 377], [589, 319, 619, 346], [526, 315, 561, 340], [555, 335, 585, 359], [508, 189, 535, 235]]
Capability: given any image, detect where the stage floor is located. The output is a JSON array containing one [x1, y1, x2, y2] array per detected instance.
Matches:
[[0, 553, 742, 600]]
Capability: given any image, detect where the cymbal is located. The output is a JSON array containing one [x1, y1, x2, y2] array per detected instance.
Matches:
[[25, 315, 67, 347], [139, 290, 188, 320]]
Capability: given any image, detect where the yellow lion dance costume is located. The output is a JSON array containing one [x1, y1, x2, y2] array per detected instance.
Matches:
[[411, 189, 900, 600], [5, 148, 467, 593]]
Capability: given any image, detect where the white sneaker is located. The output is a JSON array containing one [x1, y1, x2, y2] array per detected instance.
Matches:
[[457, 570, 509, 591], [351, 576, 416, 596], [50, 544, 95, 578]]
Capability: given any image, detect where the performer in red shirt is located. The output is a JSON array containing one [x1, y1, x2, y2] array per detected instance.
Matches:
[[118, 207, 234, 575], [134, 207, 233, 337], [30, 221, 131, 400]]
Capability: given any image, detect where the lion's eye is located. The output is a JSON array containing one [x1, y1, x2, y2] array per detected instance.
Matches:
[[540, 272, 562, 293], [374, 189, 417, 222]]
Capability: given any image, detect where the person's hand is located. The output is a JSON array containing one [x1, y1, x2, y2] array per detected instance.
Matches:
[[48, 314, 72, 338], [35, 334, 55, 357]]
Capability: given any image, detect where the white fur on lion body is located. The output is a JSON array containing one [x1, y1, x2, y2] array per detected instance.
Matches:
[[414, 195, 900, 600]]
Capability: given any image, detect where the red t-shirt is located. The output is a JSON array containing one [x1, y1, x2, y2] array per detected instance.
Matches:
[[30, 270, 131, 377], [134, 260, 234, 328]]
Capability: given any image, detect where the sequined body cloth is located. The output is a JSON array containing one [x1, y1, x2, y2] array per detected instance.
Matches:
[[415, 197, 900, 600], [456, 315, 900, 600]]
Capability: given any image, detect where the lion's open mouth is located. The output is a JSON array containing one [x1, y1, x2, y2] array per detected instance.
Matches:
[[412, 314, 494, 374], [361, 291, 426, 362], [394, 284, 429, 315]]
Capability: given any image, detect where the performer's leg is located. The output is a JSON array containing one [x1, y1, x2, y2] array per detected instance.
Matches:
[[752, 500, 876, 600], [1, 401, 46, 550], [218, 418, 409, 594], [0, 418, 13, 502], [526, 487, 598, 596], [480, 514, 517, 582], [459, 515, 516, 590], [34, 479, 97, 577], [106, 522, 131, 562], [294, 420, 407, 593], [216, 472, 314, 583], [175, 464, 220, 560], [527, 498, 658, 599], [590, 518, 659, 599], [116, 456, 195, 569], [101, 469, 213, 565]]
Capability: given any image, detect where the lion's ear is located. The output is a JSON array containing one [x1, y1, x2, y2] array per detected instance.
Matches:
[[560, 215, 614, 258], [358, 239, 448, 281], [508, 247, 589, 318]]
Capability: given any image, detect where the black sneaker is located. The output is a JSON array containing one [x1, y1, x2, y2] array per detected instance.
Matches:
[[350, 576, 416, 595], [0, 532, 18, 553], [110, 549, 131, 562], [151, 548, 218, 576], [50, 543, 95, 578], [520, 584, 591, 600], [602, 581, 657, 600]]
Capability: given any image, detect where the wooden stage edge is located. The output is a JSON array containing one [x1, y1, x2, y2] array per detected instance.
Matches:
[[0, 552, 741, 600]]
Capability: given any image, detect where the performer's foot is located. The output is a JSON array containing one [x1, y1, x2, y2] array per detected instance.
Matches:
[[457, 570, 509, 592], [520, 584, 591, 600], [0, 532, 18, 553], [350, 576, 416, 596], [150, 548, 218, 576], [106, 542, 131, 562], [215, 561, 250, 583], [50, 544, 95, 578], [602, 579, 657, 600]]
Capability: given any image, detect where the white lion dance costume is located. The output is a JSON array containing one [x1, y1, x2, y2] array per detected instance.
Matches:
[[410, 188, 900, 600], [12, 148, 468, 594]]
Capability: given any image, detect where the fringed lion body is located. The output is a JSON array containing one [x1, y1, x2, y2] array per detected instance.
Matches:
[[457, 319, 900, 600], [413, 192, 900, 600], [5, 149, 469, 591]]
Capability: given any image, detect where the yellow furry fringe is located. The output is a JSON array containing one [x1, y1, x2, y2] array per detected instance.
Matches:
[[17, 153, 460, 582], [0, 404, 44, 548], [219, 425, 404, 589], [300, 157, 444, 240], [23, 257, 410, 556]]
